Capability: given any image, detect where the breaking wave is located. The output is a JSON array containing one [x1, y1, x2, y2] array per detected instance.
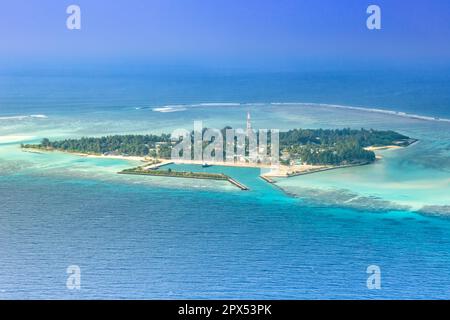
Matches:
[[0, 114, 48, 121], [152, 106, 187, 113], [270, 102, 450, 123], [137, 101, 449, 123]]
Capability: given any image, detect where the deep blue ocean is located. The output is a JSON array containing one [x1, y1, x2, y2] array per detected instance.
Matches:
[[0, 67, 450, 299], [1, 67, 450, 118]]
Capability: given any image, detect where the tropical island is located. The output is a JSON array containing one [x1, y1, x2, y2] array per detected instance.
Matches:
[[21, 126, 416, 187], [22, 128, 415, 165], [278, 128, 415, 166]]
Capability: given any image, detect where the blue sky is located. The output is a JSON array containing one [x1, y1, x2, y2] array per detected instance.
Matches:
[[1, 0, 450, 69]]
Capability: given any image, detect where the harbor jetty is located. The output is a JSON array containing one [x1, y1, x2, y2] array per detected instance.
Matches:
[[119, 166, 249, 191], [260, 175, 275, 184], [227, 177, 249, 191], [143, 161, 173, 170]]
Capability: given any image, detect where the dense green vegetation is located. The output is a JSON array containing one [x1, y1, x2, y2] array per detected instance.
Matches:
[[282, 143, 375, 165], [279, 128, 412, 148], [279, 128, 414, 165], [22, 134, 173, 158], [22, 128, 415, 166]]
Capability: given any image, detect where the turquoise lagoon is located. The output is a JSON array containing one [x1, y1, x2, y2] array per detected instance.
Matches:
[[0, 70, 450, 299]]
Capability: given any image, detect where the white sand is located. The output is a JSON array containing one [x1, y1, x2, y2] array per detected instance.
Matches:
[[364, 145, 402, 151]]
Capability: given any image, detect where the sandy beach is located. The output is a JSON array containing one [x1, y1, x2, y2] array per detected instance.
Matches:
[[142, 158, 327, 177], [20, 143, 404, 179], [364, 145, 403, 151]]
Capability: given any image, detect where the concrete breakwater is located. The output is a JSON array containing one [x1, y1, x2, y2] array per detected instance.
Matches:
[[119, 167, 249, 191]]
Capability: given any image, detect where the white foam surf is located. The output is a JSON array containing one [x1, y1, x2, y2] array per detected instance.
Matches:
[[152, 106, 187, 113], [0, 114, 48, 121], [270, 102, 450, 123], [139, 101, 450, 123]]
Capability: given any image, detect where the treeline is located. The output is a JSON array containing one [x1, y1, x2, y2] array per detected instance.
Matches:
[[279, 128, 411, 148], [22, 128, 413, 166], [22, 134, 172, 157], [284, 142, 375, 165], [278, 128, 412, 165]]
